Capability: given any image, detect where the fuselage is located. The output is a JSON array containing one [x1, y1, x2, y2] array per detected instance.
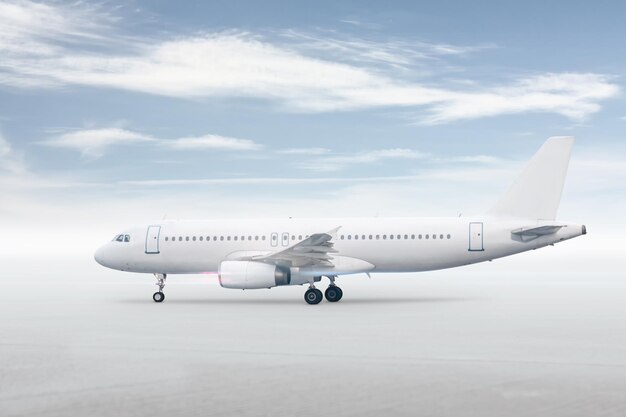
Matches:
[[94, 216, 586, 276]]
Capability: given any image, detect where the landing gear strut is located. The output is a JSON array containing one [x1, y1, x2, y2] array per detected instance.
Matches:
[[303, 276, 343, 304], [153, 273, 166, 303], [324, 275, 343, 302]]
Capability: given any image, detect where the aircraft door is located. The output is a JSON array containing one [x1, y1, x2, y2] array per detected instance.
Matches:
[[145, 225, 161, 254], [271, 232, 278, 247], [468, 222, 484, 251]]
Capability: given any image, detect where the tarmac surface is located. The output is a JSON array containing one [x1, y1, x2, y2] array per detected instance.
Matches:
[[1, 247, 625, 417]]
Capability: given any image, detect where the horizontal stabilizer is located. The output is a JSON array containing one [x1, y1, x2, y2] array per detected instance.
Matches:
[[511, 225, 563, 242]]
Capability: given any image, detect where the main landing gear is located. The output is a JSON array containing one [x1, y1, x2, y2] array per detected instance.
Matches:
[[304, 276, 343, 305], [153, 273, 166, 303]]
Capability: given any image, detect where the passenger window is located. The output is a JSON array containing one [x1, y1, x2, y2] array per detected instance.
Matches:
[[292, 235, 296, 240], [262, 236, 266, 241], [390, 235, 394, 240], [185, 236, 189, 241], [178, 237, 182, 241], [192, 236, 196, 241], [254, 236, 258, 241], [433, 234, 437, 239], [220, 236, 224, 241], [369, 235, 372, 240], [355, 235, 359, 240], [227, 236, 231, 241], [447, 234, 451, 239], [213, 236, 217, 241], [299, 235, 302, 240], [348, 235, 352, 240], [340, 235, 345, 240], [383, 235, 387, 239], [419, 234, 422, 239], [234, 236, 238, 241], [376, 235, 380, 240], [411, 234, 415, 239], [199, 236, 203, 241], [404, 234, 408, 240], [425, 234, 429, 239], [165, 237, 169, 242]]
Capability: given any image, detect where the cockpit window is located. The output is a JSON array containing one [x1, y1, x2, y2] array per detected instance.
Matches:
[[113, 234, 130, 242]]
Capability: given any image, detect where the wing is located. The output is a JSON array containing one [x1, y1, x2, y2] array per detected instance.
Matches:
[[250, 227, 341, 268]]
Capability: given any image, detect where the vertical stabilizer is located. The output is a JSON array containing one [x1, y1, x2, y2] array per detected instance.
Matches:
[[488, 136, 574, 220]]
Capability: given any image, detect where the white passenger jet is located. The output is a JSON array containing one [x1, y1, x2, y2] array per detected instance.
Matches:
[[95, 137, 586, 304]]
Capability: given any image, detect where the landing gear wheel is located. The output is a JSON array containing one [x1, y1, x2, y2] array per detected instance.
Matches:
[[153, 291, 165, 303], [325, 286, 343, 302], [304, 288, 323, 305]]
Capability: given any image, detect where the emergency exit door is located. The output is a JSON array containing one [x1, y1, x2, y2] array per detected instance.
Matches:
[[468, 222, 484, 251]]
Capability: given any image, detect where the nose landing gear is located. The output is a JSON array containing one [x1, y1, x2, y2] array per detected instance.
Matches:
[[153, 273, 166, 303]]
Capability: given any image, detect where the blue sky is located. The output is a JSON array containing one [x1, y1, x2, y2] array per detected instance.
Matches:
[[0, 0, 625, 256]]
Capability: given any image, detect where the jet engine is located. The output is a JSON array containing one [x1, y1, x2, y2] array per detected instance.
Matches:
[[218, 261, 291, 289]]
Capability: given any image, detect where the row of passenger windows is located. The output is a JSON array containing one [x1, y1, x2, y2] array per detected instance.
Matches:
[[341, 234, 451, 240], [164, 233, 452, 242], [165, 235, 268, 242]]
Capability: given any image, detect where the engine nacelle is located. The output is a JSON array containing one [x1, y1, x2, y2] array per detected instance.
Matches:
[[218, 261, 291, 289]]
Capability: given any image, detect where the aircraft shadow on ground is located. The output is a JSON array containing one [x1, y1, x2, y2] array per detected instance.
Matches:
[[119, 296, 479, 305]]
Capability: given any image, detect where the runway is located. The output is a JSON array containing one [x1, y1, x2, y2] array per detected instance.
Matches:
[[1, 251, 625, 417]]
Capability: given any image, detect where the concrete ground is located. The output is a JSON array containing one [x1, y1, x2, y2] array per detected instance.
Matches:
[[1, 246, 625, 417]]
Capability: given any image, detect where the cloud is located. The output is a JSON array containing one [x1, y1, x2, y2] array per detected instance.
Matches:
[[42, 128, 155, 158], [297, 148, 429, 171], [0, 131, 26, 174], [40, 128, 262, 158], [163, 135, 262, 151], [279, 29, 489, 70], [278, 147, 332, 155], [421, 73, 620, 124], [0, 1, 619, 123]]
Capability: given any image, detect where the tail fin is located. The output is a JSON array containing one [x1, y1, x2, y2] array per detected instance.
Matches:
[[488, 136, 574, 220]]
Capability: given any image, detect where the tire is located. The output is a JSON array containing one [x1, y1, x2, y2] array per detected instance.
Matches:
[[304, 288, 323, 305], [325, 286, 343, 302], [153, 291, 165, 303]]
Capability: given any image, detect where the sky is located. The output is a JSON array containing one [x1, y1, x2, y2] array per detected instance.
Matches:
[[0, 0, 625, 258]]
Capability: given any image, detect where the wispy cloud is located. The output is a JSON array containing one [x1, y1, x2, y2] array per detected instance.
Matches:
[[297, 148, 429, 171], [0, 130, 26, 174], [163, 135, 262, 151], [279, 29, 489, 70], [40, 128, 262, 158], [0, 1, 618, 124], [278, 147, 332, 155], [42, 128, 154, 158]]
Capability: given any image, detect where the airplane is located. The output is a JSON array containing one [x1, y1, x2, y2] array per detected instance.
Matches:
[[94, 136, 586, 304]]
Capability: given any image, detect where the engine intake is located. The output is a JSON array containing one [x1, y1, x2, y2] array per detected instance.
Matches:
[[219, 261, 291, 289]]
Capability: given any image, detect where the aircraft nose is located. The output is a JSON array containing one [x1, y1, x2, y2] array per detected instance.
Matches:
[[94, 245, 108, 267]]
